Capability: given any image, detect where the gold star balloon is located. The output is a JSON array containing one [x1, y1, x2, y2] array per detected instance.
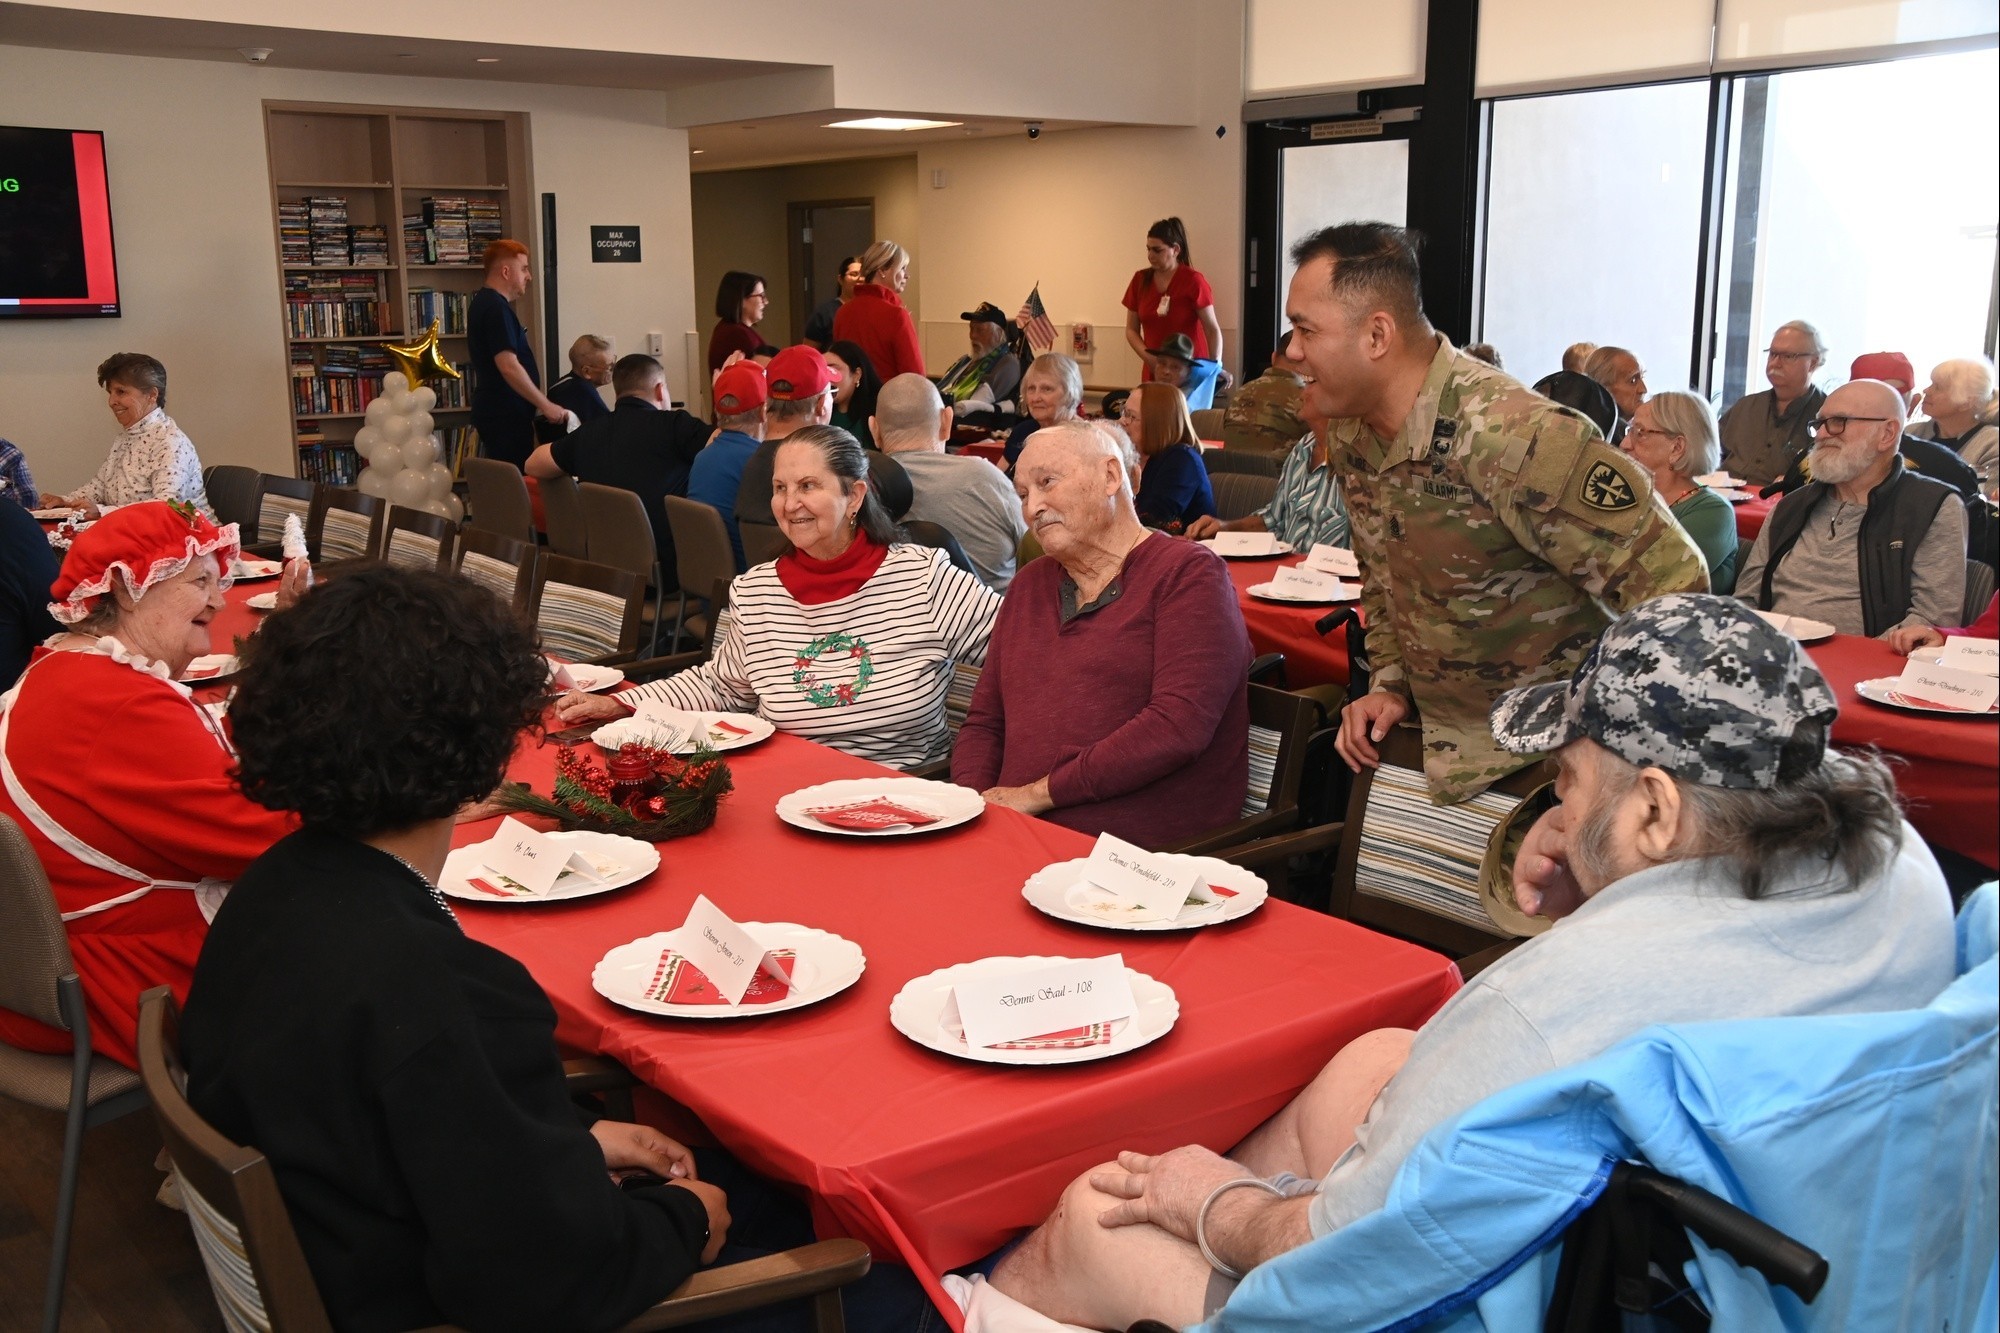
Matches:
[[383, 319, 461, 386]]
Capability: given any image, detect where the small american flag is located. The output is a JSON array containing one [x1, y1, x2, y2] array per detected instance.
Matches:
[[1016, 285, 1057, 354]]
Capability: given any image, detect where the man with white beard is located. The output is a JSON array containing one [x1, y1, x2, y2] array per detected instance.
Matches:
[[1736, 378, 1967, 638]]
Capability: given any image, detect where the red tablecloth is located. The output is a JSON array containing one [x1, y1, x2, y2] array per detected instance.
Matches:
[[1807, 635, 1999, 869], [453, 731, 1458, 1321], [1734, 493, 1777, 540], [957, 440, 1006, 467], [1223, 553, 1355, 689]]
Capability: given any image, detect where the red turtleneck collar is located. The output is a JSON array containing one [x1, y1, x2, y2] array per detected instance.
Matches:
[[775, 533, 889, 605]]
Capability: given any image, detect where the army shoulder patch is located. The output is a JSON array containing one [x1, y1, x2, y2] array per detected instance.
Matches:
[[1579, 460, 1638, 511]]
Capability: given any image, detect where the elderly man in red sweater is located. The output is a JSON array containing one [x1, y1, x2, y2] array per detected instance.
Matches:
[[953, 418, 1251, 847]]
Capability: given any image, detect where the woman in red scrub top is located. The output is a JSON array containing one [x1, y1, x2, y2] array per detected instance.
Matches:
[[1122, 217, 1230, 390]]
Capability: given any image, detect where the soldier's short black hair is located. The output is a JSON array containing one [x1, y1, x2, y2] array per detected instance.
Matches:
[[1290, 222, 1429, 331], [611, 353, 665, 397]]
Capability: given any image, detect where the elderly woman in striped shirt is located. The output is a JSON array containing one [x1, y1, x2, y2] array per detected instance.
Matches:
[[554, 426, 999, 769]]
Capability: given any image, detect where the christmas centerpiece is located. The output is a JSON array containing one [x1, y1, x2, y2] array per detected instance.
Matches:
[[493, 741, 733, 841]]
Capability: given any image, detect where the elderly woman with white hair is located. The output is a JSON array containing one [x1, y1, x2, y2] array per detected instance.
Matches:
[[833, 239, 925, 381], [1002, 352, 1085, 471], [954, 418, 1251, 848], [1620, 390, 1739, 593], [1912, 356, 1998, 496]]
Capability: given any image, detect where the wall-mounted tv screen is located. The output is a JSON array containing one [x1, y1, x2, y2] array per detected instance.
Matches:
[[0, 126, 120, 318]]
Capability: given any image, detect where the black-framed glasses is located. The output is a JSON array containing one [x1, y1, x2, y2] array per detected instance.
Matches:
[[1807, 415, 1891, 437], [1764, 348, 1819, 362]]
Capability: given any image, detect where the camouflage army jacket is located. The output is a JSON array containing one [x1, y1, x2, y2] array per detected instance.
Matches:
[[1223, 367, 1309, 456], [1331, 339, 1708, 804]]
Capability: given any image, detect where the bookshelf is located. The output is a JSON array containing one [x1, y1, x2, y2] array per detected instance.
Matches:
[[263, 102, 535, 484]]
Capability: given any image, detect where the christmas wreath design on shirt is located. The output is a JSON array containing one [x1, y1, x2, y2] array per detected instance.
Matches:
[[792, 632, 874, 707]]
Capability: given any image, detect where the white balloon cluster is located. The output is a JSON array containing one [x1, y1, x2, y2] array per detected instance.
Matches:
[[353, 372, 464, 522]]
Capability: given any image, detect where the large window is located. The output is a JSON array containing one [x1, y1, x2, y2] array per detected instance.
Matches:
[[1279, 138, 1410, 321], [1477, 80, 1714, 389], [1709, 48, 2000, 404]]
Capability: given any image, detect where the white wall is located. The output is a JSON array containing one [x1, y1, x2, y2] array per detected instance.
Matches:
[[0, 47, 696, 491]]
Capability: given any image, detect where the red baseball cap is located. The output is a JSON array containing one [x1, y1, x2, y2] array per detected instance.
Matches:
[[766, 346, 832, 401], [713, 362, 768, 414], [1850, 351, 1915, 392]]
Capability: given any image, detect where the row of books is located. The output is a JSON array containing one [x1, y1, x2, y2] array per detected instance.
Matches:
[[285, 298, 392, 339], [401, 195, 504, 265], [279, 194, 391, 268], [295, 440, 362, 487], [407, 287, 472, 335]]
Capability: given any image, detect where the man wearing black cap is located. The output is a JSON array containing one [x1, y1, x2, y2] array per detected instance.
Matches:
[[1147, 333, 1222, 410], [937, 303, 1023, 413]]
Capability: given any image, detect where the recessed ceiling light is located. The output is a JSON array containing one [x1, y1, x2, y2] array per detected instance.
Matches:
[[475, 56, 501, 63], [824, 117, 962, 132]]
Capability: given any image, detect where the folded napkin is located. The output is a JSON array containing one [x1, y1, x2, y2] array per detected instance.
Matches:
[[804, 798, 940, 831], [644, 948, 797, 1005]]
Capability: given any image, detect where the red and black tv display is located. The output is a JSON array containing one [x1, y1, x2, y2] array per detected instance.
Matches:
[[0, 125, 120, 319]]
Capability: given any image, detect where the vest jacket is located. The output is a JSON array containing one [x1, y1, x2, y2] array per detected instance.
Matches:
[[1757, 455, 1952, 637]]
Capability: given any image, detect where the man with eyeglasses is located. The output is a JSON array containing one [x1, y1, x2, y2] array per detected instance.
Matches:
[[1582, 346, 1646, 444], [1717, 320, 1829, 488], [1736, 378, 1967, 639]]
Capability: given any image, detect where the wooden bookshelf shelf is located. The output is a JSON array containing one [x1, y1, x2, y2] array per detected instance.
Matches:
[[265, 99, 535, 483]]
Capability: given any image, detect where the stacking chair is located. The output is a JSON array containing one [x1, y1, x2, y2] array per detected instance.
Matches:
[[247, 474, 314, 556], [578, 483, 667, 653], [138, 988, 873, 1333], [662, 497, 741, 652], [532, 553, 646, 665], [1161, 683, 1320, 856], [905, 662, 985, 780], [1966, 558, 1996, 625], [454, 527, 536, 615], [1211, 472, 1279, 522], [0, 813, 150, 1333], [203, 464, 261, 533], [1203, 449, 1283, 479], [304, 486, 387, 565], [382, 505, 458, 572], [739, 519, 790, 568], [462, 456, 537, 545], [897, 519, 980, 578], [540, 474, 591, 559]]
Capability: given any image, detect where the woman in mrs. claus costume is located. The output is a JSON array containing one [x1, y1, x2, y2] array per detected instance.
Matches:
[[0, 501, 308, 1067]]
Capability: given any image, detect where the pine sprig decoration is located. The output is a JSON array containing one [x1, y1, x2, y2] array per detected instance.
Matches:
[[493, 742, 734, 842]]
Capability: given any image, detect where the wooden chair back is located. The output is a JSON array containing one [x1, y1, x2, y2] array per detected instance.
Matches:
[[540, 474, 590, 559], [1160, 683, 1320, 856], [383, 505, 458, 572], [304, 487, 387, 564], [462, 457, 536, 545], [252, 475, 314, 547], [454, 527, 536, 614], [532, 554, 645, 663]]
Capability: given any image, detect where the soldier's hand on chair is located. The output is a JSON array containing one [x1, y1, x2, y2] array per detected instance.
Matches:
[[1335, 690, 1410, 772]]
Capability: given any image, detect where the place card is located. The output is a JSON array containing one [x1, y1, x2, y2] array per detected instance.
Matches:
[[666, 894, 794, 1005], [1210, 531, 1280, 556], [1081, 833, 1220, 923], [478, 816, 608, 898], [1304, 543, 1360, 577], [1895, 659, 2000, 712], [1272, 564, 1347, 599], [953, 955, 1137, 1049], [628, 700, 694, 749], [546, 656, 578, 690], [1938, 638, 1999, 677]]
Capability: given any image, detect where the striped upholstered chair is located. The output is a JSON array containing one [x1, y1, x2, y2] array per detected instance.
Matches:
[[531, 554, 646, 665], [137, 988, 872, 1333], [382, 505, 457, 572], [454, 527, 536, 615], [303, 487, 386, 566], [244, 474, 314, 557]]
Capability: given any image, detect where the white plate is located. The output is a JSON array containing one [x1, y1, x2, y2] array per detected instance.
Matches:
[[179, 654, 237, 683], [1199, 538, 1293, 559], [246, 591, 280, 611], [1715, 489, 1757, 504], [592, 922, 865, 1017], [30, 507, 79, 521], [1855, 677, 2000, 716], [594, 710, 775, 755], [440, 829, 660, 903], [775, 776, 985, 837], [1246, 581, 1361, 605], [1022, 855, 1269, 931], [1694, 472, 1750, 490], [231, 557, 283, 582], [889, 956, 1179, 1065], [550, 660, 625, 693], [1754, 610, 1836, 644]]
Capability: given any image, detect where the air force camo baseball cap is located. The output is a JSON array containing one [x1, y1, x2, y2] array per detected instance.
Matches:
[[1489, 594, 1839, 790]]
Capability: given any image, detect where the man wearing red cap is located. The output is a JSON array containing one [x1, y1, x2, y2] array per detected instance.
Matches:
[[1768, 352, 1981, 506], [686, 362, 767, 569]]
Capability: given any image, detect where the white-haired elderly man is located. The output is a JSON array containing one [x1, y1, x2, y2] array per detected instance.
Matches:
[[1736, 378, 1967, 639], [1718, 319, 1829, 487], [984, 595, 1952, 1332], [547, 333, 613, 426], [872, 373, 1026, 592], [952, 418, 1250, 849]]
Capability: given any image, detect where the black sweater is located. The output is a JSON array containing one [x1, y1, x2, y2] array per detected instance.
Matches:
[[183, 828, 708, 1332]]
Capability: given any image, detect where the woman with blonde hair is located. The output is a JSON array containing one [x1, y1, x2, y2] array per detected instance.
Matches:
[[1119, 381, 1215, 532], [833, 239, 925, 381]]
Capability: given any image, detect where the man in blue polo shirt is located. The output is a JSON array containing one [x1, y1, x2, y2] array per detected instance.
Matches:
[[685, 362, 767, 570]]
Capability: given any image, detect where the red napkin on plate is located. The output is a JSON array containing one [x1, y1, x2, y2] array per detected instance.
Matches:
[[643, 949, 797, 1005], [804, 798, 939, 831]]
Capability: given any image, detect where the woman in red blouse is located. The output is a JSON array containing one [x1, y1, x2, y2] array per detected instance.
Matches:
[[833, 240, 925, 382], [706, 270, 769, 374], [1122, 217, 1229, 390]]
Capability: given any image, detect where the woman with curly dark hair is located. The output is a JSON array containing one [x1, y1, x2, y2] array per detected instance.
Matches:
[[178, 566, 734, 1333]]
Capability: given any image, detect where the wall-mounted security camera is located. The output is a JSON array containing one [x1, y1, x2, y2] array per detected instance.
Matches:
[[1025, 121, 1044, 140], [239, 47, 274, 63]]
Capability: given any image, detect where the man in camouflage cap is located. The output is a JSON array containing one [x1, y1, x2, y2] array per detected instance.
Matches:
[[1284, 222, 1707, 803], [1219, 340, 1310, 457]]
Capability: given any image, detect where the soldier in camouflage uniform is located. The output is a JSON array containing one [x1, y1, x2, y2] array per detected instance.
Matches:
[[1286, 222, 1707, 804], [1221, 346, 1310, 457]]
